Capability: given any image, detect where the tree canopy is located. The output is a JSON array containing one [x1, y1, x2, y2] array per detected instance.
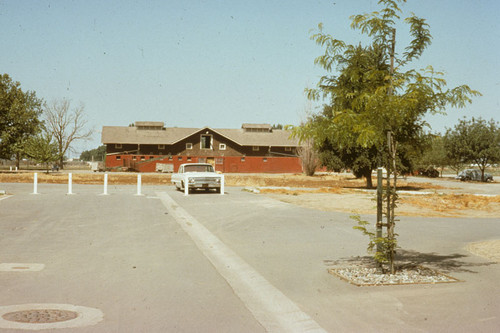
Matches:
[[444, 117, 500, 181], [294, 0, 480, 185], [24, 131, 59, 173], [80, 145, 106, 162], [0, 73, 43, 165]]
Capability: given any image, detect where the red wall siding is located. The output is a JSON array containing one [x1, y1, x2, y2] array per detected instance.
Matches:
[[219, 156, 302, 173], [105, 155, 303, 173]]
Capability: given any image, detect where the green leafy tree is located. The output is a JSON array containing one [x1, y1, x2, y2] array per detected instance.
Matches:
[[417, 134, 447, 177], [444, 117, 500, 181], [295, 0, 480, 273], [0, 74, 43, 167], [80, 145, 106, 161], [25, 131, 59, 173]]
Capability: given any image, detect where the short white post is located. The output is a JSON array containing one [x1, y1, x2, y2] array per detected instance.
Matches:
[[102, 173, 108, 195], [15, 166, 18, 171], [67, 173, 73, 195], [184, 175, 189, 196], [220, 175, 225, 195], [136, 174, 142, 196], [32, 173, 38, 194], [9, 166, 12, 171]]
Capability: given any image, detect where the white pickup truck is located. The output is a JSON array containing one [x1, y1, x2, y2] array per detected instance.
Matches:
[[171, 163, 223, 193]]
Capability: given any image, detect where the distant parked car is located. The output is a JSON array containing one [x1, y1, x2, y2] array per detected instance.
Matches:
[[417, 166, 439, 178], [171, 163, 222, 193], [456, 169, 493, 182]]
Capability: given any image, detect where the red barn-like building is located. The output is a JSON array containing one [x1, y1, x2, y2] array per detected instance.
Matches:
[[101, 121, 303, 173]]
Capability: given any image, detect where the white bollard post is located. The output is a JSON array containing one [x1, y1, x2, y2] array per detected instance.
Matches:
[[184, 175, 189, 196], [220, 175, 224, 195], [102, 173, 108, 195], [9, 166, 12, 171], [33, 173, 38, 194], [136, 174, 142, 196], [67, 173, 73, 195]]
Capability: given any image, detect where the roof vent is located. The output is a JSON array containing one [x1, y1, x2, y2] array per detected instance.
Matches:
[[134, 121, 165, 130], [241, 123, 272, 133]]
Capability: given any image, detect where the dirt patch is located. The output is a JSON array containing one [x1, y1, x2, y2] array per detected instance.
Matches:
[[262, 190, 500, 218], [466, 240, 500, 262], [226, 173, 366, 188], [258, 187, 344, 195]]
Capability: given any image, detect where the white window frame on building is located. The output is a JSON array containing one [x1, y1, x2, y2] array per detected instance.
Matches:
[[158, 144, 165, 150], [115, 144, 122, 149], [252, 146, 259, 151], [186, 143, 193, 150], [219, 143, 226, 150]]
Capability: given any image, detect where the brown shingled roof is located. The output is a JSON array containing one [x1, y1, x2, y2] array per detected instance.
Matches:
[[101, 125, 299, 147]]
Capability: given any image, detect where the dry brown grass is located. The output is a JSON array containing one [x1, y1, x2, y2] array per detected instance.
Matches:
[[224, 173, 366, 188], [257, 187, 344, 195], [400, 193, 500, 214], [0, 172, 172, 185]]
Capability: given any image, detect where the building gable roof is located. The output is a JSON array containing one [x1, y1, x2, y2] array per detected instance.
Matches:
[[101, 125, 299, 147]]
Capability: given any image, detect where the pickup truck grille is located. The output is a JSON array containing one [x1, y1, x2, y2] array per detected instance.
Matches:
[[193, 177, 219, 183]]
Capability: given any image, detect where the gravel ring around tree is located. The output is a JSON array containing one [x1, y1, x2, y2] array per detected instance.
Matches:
[[326, 257, 460, 286]]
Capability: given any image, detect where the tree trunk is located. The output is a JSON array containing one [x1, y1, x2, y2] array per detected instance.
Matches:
[[364, 169, 373, 188], [15, 153, 21, 169]]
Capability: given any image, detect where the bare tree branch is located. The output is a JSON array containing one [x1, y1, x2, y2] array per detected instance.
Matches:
[[44, 98, 93, 168], [297, 137, 318, 176]]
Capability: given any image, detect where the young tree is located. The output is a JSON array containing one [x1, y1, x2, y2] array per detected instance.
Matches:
[[0, 74, 43, 167], [25, 131, 59, 173], [444, 117, 500, 181], [297, 0, 480, 273], [297, 136, 318, 176], [44, 99, 93, 169]]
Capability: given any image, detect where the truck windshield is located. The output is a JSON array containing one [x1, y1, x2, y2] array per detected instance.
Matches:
[[183, 164, 214, 173]]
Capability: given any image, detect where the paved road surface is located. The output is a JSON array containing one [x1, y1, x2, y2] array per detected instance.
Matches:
[[0, 182, 498, 332]]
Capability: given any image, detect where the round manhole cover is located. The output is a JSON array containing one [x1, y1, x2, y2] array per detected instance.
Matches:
[[2, 309, 78, 323], [0, 304, 103, 330]]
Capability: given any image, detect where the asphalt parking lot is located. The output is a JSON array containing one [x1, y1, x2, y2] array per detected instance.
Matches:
[[0, 182, 499, 332]]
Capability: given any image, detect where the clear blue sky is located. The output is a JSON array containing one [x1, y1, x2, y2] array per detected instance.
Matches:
[[1, 0, 499, 156]]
